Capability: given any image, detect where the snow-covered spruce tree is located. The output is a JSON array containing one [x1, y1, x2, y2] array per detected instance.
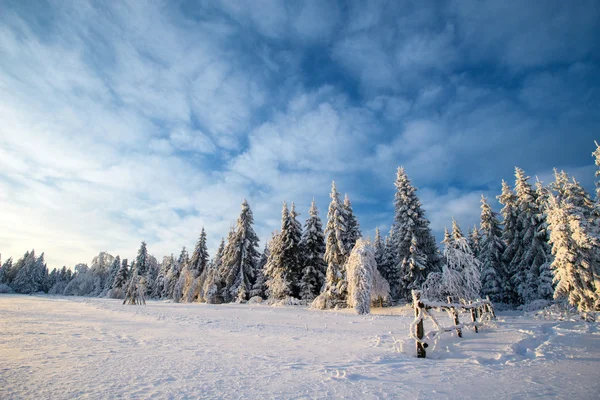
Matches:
[[189, 228, 209, 278], [12, 251, 48, 294], [123, 271, 145, 305], [346, 239, 376, 314], [508, 168, 542, 303], [202, 238, 225, 303], [468, 226, 481, 260], [285, 202, 303, 297], [250, 243, 269, 299], [265, 201, 302, 302], [312, 182, 348, 309], [264, 229, 292, 301], [5, 251, 29, 285], [182, 228, 210, 302], [163, 247, 186, 299], [546, 194, 599, 313], [393, 167, 441, 301], [423, 220, 481, 302], [593, 141, 600, 202], [380, 227, 400, 299], [299, 200, 327, 301], [0, 257, 11, 284], [479, 195, 506, 303], [112, 258, 129, 290], [103, 256, 121, 296], [152, 255, 171, 299], [131, 241, 154, 297], [219, 199, 260, 303], [498, 180, 520, 305], [374, 227, 384, 268], [342, 194, 361, 255], [89, 252, 115, 295]]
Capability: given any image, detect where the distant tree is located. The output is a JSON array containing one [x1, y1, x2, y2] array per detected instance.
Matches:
[[250, 243, 269, 299], [498, 180, 519, 304], [299, 200, 327, 301], [103, 256, 121, 296], [342, 194, 361, 254], [112, 258, 129, 291], [393, 167, 441, 300], [219, 200, 260, 303], [467, 225, 481, 260], [12, 251, 48, 294], [202, 238, 225, 304], [373, 227, 384, 269], [479, 195, 506, 302], [423, 221, 481, 302], [312, 182, 348, 309]]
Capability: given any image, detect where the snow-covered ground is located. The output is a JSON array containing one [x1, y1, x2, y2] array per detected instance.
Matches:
[[1, 295, 598, 399]]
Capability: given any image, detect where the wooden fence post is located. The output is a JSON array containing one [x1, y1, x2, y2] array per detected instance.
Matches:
[[447, 296, 462, 338], [469, 301, 479, 333], [412, 291, 426, 358], [486, 295, 496, 319]]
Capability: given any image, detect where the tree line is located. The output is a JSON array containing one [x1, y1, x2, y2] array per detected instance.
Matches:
[[1, 143, 599, 315]]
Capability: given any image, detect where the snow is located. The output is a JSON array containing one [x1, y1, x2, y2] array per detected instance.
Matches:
[[1, 295, 599, 399]]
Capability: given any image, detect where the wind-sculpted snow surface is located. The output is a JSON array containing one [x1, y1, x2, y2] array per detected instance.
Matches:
[[0, 296, 599, 399]]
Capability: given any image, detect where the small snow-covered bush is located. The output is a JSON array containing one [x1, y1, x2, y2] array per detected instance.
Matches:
[[519, 299, 552, 312], [0, 283, 13, 293], [107, 287, 125, 299], [248, 296, 263, 304], [270, 296, 301, 307]]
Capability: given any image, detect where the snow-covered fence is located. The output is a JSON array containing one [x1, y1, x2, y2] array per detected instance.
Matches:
[[410, 290, 496, 358]]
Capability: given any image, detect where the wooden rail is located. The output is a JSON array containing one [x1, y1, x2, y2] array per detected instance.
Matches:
[[410, 290, 496, 358]]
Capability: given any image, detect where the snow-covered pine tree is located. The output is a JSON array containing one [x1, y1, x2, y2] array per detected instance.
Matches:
[[380, 227, 400, 299], [312, 182, 348, 309], [299, 200, 327, 301], [112, 258, 129, 290], [163, 251, 182, 299], [0, 257, 11, 284], [131, 241, 154, 296], [202, 238, 225, 304], [509, 167, 542, 303], [498, 180, 520, 304], [152, 255, 171, 299], [182, 228, 210, 302], [593, 141, 600, 202], [264, 229, 291, 301], [534, 180, 554, 300], [422, 220, 481, 301], [103, 256, 121, 296], [265, 201, 301, 301], [346, 239, 376, 315], [285, 202, 303, 296], [546, 194, 599, 313], [479, 195, 506, 303], [393, 167, 441, 301], [467, 226, 481, 260], [342, 194, 361, 254], [374, 227, 384, 268], [12, 251, 47, 294], [189, 228, 209, 278], [219, 199, 260, 303], [250, 243, 269, 299], [123, 271, 145, 305]]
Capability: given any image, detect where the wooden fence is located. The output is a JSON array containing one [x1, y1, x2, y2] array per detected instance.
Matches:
[[410, 290, 496, 358]]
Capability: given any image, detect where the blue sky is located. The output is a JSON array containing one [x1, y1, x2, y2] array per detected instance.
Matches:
[[1, 0, 599, 268]]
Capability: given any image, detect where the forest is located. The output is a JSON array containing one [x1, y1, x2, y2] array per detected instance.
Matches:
[[2, 142, 599, 317]]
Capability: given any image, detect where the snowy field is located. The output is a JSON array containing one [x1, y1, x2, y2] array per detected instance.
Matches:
[[0, 295, 599, 399]]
